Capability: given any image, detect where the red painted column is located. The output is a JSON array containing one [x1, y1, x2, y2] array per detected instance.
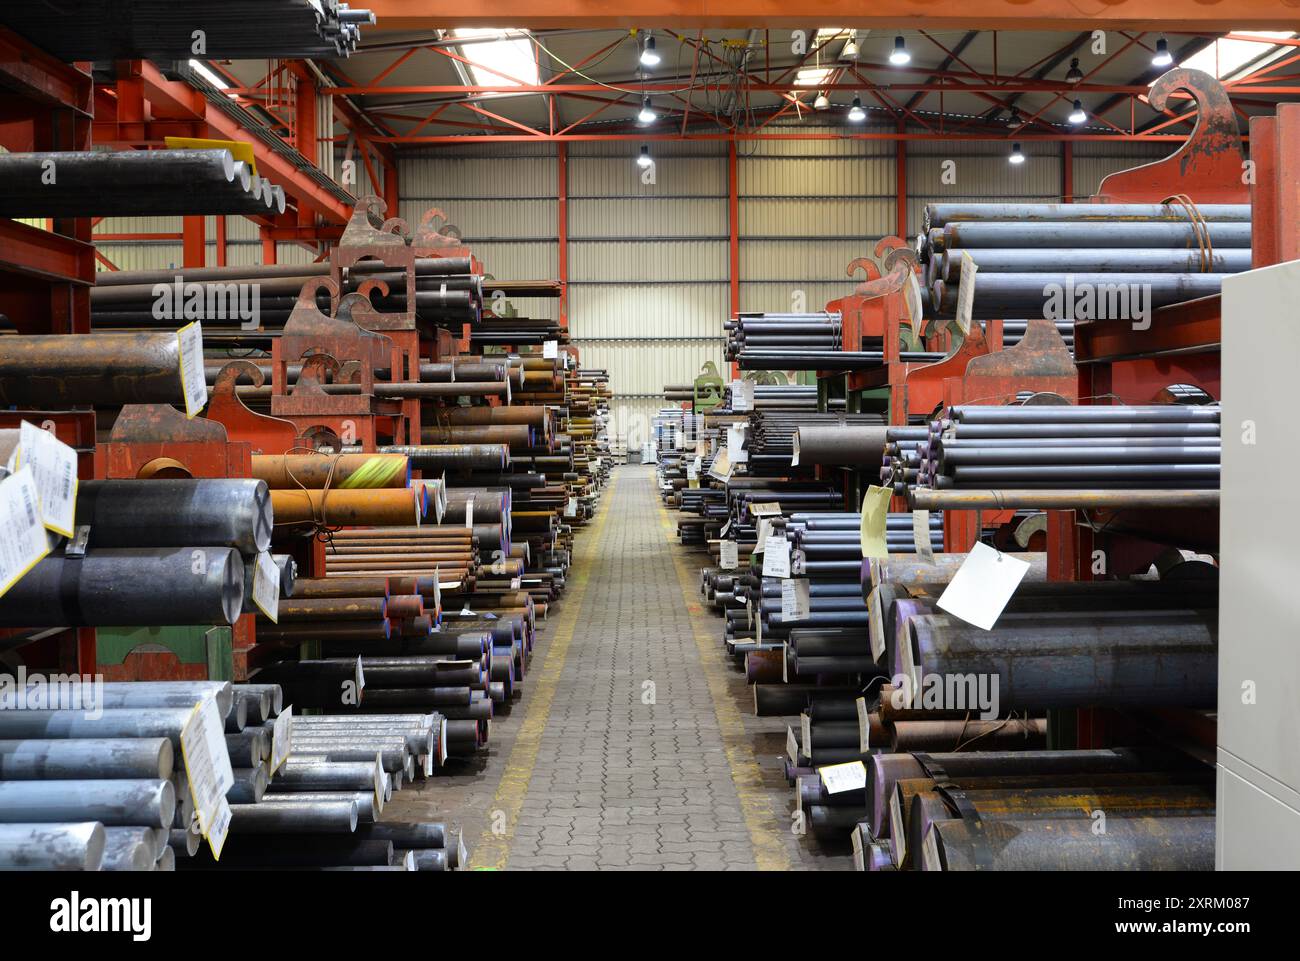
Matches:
[[260, 226, 277, 265], [215, 215, 227, 267], [556, 142, 569, 329], [182, 215, 205, 268]]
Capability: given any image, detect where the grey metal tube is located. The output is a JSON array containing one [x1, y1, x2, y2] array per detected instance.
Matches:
[[100, 827, 154, 872], [0, 779, 175, 828], [270, 758, 383, 794], [0, 332, 186, 407], [169, 827, 201, 857], [944, 221, 1250, 248], [0, 822, 105, 871], [0, 548, 245, 628], [75, 479, 272, 554], [934, 272, 1224, 316], [261, 791, 377, 822], [228, 799, 357, 834], [793, 425, 890, 467], [924, 202, 1251, 228], [0, 738, 174, 780], [0, 708, 198, 749], [940, 247, 1249, 280], [98, 681, 233, 717]]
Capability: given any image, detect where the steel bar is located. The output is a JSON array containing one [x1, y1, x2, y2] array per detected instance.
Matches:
[[0, 332, 189, 407], [75, 479, 272, 554], [940, 247, 1249, 280], [0, 549, 245, 628], [0, 823, 105, 871], [924, 203, 1252, 228], [0, 779, 175, 828], [269, 488, 423, 527], [0, 738, 174, 780]]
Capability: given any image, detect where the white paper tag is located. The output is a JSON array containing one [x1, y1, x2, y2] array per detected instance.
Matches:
[[762, 535, 791, 578], [819, 760, 867, 794], [955, 252, 978, 335], [464, 497, 474, 529], [731, 380, 754, 411], [720, 540, 739, 570], [8, 422, 78, 536], [726, 424, 749, 463], [749, 502, 781, 518], [686, 465, 699, 482], [565, 497, 577, 517], [177, 321, 208, 418], [912, 509, 936, 563], [180, 695, 235, 841], [270, 705, 292, 775], [543, 339, 558, 359], [692, 455, 702, 474], [708, 447, 733, 482], [205, 795, 231, 860], [252, 551, 280, 623], [936, 542, 1031, 630], [905, 271, 924, 332], [0, 467, 51, 598], [752, 517, 773, 554], [719, 519, 732, 537], [780, 577, 810, 620]]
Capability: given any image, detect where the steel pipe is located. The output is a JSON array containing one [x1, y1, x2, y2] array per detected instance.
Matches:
[[0, 822, 105, 871], [75, 479, 272, 554]]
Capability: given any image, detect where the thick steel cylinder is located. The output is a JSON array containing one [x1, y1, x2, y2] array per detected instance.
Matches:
[[0, 778, 175, 828], [75, 479, 272, 554], [0, 332, 187, 406], [0, 737, 174, 780], [0, 822, 105, 871]]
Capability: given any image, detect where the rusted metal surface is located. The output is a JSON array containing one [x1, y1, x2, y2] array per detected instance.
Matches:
[[0, 332, 183, 407]]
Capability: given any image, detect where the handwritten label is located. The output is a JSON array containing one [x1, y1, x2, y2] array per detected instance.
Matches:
[[819, 760, 867, 794]]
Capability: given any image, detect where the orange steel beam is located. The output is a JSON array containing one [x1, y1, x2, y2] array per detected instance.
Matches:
[[360, 2, 1300, 30]]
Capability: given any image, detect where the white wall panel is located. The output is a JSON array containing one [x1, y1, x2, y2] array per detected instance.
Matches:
[[568, 283, 727, 340]]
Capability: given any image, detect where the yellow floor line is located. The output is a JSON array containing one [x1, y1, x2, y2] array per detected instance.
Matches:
[[656, 493, 793, 872], [473, 470, 620, 870]]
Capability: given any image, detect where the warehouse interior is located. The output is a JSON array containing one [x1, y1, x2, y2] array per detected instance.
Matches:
[[0, 0, 1296, 891]]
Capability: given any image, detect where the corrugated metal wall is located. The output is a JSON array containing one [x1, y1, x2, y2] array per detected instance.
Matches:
[[89, 134, 1170, 445]]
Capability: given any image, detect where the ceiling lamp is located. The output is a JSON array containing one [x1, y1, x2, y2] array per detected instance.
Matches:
[[889, 36, 911, 66], [842, 33, 859, 60], [1009, 142, 1025, 165], [640, 34, 660, 67], [813, 92, 830, 111], [847, 96, 866, 122], [1068, 100, 1086, 124], [1006, 108, 1023, 129], [638, 96, 656, 123], [1066, 57, 1083, 84], [1152, 37, 1173, 67], [636, 145, 653, 168]]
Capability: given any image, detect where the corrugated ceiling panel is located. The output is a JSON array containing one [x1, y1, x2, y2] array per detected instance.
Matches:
[[568, 283, 727, 339], [568, 140, 725, 159], [570, 197, 726, 238]]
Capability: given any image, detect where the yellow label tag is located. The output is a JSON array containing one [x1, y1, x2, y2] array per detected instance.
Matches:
[[859, 485, 892, 559]]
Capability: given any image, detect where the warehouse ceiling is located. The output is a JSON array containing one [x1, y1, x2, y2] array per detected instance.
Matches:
[[207, 28, 1300, 145]]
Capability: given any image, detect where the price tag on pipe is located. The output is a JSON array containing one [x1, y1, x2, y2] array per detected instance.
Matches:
[[819, 760, 867, 794], [708, 447, 733, 482], [269, 706, 293, 776], [780, 577, 810, 620], [937, 542, 1032, 631], [177, 321, 208, 418], [7, 421, 77, 537], [912, 509, 936, 564], [464, 497, 474, 529], [762, 535, 791, 578], [565, 497, 577, 517], [719, 540, 739, 570], [955, 252, 978, 336], [859, 485, 893, 559], [749, 502, 782, 519], [0, 467, 51, 599], [251, 551, 280, 623], [730, 380, 753, 411], [752, 517, 773, 554], [180, 695, 235, 851], [543, 340, 558, 359]]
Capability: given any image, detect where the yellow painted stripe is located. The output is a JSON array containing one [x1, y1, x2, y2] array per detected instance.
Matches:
[[338, 455, 405, 490], [655, 494, 792, 871], [473, 470, 620, 869]]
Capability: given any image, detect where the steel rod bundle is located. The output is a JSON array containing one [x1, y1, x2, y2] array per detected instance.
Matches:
[[0, 150, 289, 217]]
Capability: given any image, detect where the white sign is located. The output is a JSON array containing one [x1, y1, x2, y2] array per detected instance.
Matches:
[[780, 577, 810, 620], [719, 540, 739, 569], [565, 496, 577, 517], [731, 380, 754, 411], [7, 421, 77, 536], [955, 251, 978, 335], [0, 467, 51, 599], [905, 271, 925, 333], [180, 695, 235, 845], [464, 497, 474, 529], [692, 455, 703, 474], [177, 321, 208, 418], [819, 760, 867, 794], [752, 517, 773, 554], [206, 796, 232, 860], [936, 542, 1032, 631], [251, 551, 280, 623], [762, 535, 791, 577], [708, 447, 733, 482], [543, 339, 558, 359], [270, 706, 293, 775], [726, 425, 749, 463], [749, 502, 782, 518]]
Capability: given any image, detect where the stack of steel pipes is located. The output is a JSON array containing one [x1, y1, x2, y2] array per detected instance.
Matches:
[[0, 478, 274, 630], [747, 413, 885, 471], [918, 404, 1221, 494], [999, 319, 1074, 352], [92, 256, 484, 332], [920, 202, 1252, 320], [0, 150, 287, 218], [0, 1, 375, 60], [844, 747, 1214, 871], [0, 680, 240, 871], [470, 317, 568, 347], [206, 360, 511, 406], [725, 312, 843, 360], [881, 426, 936, 494]]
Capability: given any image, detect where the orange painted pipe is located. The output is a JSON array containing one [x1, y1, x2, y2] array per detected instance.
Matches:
[[252, 453, 410, 490], [270, 487, 423, 527]]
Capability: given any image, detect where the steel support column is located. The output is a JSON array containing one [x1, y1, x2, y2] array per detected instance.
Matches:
[[557, 142, 569, 329], [182, 215, 204, 269], [896, 121, 907, 239]]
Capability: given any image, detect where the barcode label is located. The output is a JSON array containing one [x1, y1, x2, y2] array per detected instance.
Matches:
[[0, 467, 51, 599], [178, 321, 208, 418], [12, 421, 78, 536]]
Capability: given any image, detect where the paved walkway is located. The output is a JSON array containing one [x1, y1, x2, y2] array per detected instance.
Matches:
[[389, 465, 846, 870]]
